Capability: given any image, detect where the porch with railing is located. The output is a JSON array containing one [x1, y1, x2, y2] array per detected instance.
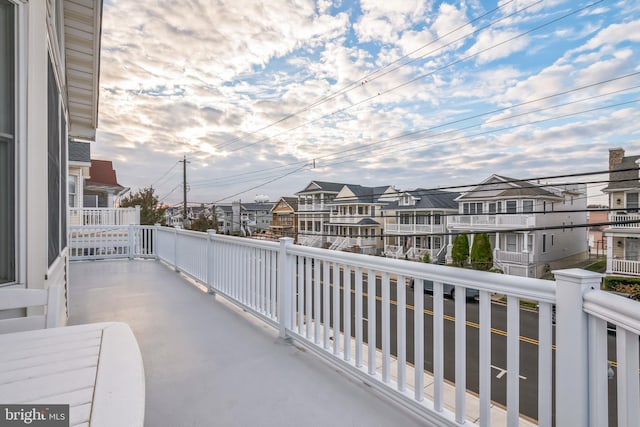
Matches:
[[68, 206, 140, 226], [67, 225, 640, 427], [610, 258, 640, 276], [384, 223, 446, 234], [608, 213, 640, 229], [448, 214, 535, 229]]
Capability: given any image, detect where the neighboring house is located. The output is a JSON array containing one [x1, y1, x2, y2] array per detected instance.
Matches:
[[214, 200, 274, 235], [588, 205, 608, 256], [269, 197, 298, 240], [602, 148, 640, 277], [447, 174, 588, 278], [296, 181, 347, 247], [325, 184, 399, 255], [165, 204, 213, 227], [84, 159, 129, 208], [243, 202, 276, 232], [1, 0, 103, 325], [68, 141, 91, 209], [382, 189, 459, 263]]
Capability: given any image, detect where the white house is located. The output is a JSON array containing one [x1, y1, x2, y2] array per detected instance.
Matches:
[[325, 184, 398, 254], [602, 147, 640, 277], [382, 189, 459, 263], [1, 0, 103, 325], [296, 181, 346, 247], [447, 175, 588, 277]]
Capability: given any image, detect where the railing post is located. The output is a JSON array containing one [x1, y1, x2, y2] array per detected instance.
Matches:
[[128, 224, 134, 260], [153, 223, 160, 259], [135, 205, 141, 225], [174, 226, 181, 272], [553, 268, 602, 427], [207, 229, 216, 296], [277, 237, 294, 339]]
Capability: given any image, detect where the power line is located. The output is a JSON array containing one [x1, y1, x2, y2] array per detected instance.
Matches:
[[150, 161, 180, 188], [188, 72, 639, 193]]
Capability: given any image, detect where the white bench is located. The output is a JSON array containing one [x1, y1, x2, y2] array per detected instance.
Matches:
[[0, 322, 145, 426]]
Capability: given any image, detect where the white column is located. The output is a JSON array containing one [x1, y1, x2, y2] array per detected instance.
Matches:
[[277, 237, 295, 338], [554, 269, 602, 427], [605, 235, 613, 274]]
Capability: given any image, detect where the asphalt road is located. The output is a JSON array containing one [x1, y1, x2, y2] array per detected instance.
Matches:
[[295, 268, 621, 425]]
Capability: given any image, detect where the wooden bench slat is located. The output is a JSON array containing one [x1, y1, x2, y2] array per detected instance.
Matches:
[[0, 367, 97, 403], [0, 346, 100, 373], [0, 354, 99, 384]]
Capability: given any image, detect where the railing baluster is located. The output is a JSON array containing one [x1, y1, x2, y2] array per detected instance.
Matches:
[[617, 327, 640, 427], [454, 285, 466, 423], [314, 258, 321, 345], [355, 266, 363, 368], [538, 301, 553, 427], [414, 278, 424, 401], [333, 262, 341, 356], [271, 249, 277, 320], [479, 290, 491, 426], [433, 280, 443, 410], [367, 269, 376, 376], [507, 295, 520, 426], [298, 256, 304, 334], [381, 272, 390, 383], [396, 274, 406, 392], [343, 265, 351, 362], [323, 260, 330, 350], [305, 257, 312, 339], [587, 316, 608, 427]]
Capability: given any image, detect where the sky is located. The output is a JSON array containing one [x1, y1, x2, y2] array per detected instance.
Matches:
[[92, 0, 640, 207]]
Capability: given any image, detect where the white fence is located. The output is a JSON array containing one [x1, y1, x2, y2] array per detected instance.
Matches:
[[69, 225, 640, 427], [611, 259, 640, 276], [68, 225, 154, 260], [609, 213, 640, 228], [68, 207, 140, 226]]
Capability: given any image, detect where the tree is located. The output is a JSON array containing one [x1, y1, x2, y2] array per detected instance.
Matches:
[[120, 187, 166, 225], [451, 234, 469, 267], [189, 214, 218, 232], [470, 233, 493, 271]]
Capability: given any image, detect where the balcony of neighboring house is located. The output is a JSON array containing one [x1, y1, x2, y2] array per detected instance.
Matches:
[[68, 206, 141, 226], [606, 235, 640, 277], [448, 214, 536, 230], [608, 212, 640, 229], [384, 222, 446, 234], [55, 225, 640, 427]]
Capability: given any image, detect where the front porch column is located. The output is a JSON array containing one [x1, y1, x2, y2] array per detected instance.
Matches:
[[522, 232, 529, 253], [606, 235, 613, 274]]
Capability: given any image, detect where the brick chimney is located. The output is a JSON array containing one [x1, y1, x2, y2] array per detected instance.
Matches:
[[609, 148, 625, 171]]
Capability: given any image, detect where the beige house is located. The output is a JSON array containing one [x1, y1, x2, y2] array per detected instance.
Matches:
[[269, 197, 298, 240]]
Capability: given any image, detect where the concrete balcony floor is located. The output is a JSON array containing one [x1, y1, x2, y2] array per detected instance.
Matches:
[[68, 259, 427, 427]]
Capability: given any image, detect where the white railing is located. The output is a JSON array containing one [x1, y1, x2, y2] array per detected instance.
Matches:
[[298, 203, 328, 211], [384, 223, 446, 234], [448, 214, 535, 229], [69, 225, 640, 427], [608, 213, 640, 228], [495, 250, 531, 265], [611, 259, 640, 276], [69, 225, 155, 260], [68, 206, 141, 226]]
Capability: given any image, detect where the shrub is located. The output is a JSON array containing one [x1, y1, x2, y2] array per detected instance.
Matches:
[[422, 252, 431, 263], [470, 233, 493, 271], [451, 234, 469, 267]]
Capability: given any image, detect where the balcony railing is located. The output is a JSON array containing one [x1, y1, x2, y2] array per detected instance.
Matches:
[[608, 213, 640, 229], [298, 203, 329, 212], [329, 214, 380, 225], [495, 250, 531, 265], [69, 225, 640, 426], [69, 206, 140, 226], [611, 259, 640, 276], [448, 214, 535, 229], [384, 223, 446, 234]]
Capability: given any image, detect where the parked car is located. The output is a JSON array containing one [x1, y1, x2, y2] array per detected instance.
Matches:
[[409, 279, 479, 301]]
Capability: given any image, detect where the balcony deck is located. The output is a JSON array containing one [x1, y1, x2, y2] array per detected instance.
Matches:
[[67, 259, 426, 427]]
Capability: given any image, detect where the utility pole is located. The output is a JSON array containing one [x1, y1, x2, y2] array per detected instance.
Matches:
[[180, 155, 189, 227]]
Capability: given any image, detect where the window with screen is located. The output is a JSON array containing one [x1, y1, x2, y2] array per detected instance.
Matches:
[[48, 58, 60, 266], [0, 0, 15, 284]]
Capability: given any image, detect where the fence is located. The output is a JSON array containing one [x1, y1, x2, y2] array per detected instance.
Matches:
[[69, 225, 640, 426]]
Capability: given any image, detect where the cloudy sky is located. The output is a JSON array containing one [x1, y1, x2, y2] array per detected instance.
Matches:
[[93, 0, 640, 206]]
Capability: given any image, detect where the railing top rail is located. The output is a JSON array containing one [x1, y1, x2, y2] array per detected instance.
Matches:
[[209, 232, 279, 251], [583, 289, 640, 335], [288, 243, 556, 302]]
